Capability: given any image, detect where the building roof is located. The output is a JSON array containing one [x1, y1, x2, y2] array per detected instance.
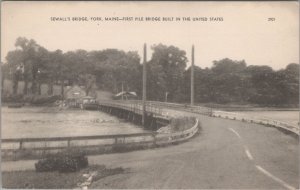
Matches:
[[82, 96, 95, 99], [64, 85, 86, 99], [115, 91, 137, 97]]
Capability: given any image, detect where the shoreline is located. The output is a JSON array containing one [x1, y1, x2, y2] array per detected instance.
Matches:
[[223, 108, 299, 112], [2, 101, 299, 111]]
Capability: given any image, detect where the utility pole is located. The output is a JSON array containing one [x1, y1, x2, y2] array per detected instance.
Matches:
[[191, 45, 195, 106], [121, 82, 124, 101], [165, 92, 169, 102], [142, 43, 147, 126]]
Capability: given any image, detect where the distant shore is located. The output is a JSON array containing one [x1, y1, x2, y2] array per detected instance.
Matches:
[[2, 101, 299, 112], [215, 107, 299, 112], [199, 103, 299, 112]]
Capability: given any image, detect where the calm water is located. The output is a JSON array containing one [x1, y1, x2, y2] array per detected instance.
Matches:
[[1, 107, 147, 139]]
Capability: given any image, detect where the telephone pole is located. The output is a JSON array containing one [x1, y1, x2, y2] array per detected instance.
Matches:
[[121, 82, 124, 101], [191, 45, 195, 106], [142, 43, 147, 126]]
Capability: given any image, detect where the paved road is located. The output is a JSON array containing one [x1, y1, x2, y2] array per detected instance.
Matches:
[[2, 111, 298, 189], [90, 111, 299, 189]]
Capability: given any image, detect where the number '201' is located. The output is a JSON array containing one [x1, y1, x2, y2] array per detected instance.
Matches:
[[268, 18, 275, 21]]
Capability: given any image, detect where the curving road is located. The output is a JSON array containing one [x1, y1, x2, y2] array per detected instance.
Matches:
[[2, 109, 298, 189], [88, 111, 299, 189]]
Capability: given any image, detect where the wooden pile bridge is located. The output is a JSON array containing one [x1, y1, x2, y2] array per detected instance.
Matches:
[[98, 100, 170, 130]]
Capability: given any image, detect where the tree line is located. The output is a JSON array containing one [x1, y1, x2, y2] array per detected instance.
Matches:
[[1, 37, 299, 106]]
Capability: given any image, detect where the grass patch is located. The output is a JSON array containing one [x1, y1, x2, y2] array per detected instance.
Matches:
[[2, 164, 125, 189]]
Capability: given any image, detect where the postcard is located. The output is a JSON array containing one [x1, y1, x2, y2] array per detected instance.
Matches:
[[1, 1, 299, 189]]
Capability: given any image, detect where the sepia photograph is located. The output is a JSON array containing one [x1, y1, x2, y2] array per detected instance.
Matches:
[[1, 1, 299, 189]]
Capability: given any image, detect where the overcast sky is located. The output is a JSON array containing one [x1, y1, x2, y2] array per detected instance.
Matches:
[[1, 1, 299, 70]]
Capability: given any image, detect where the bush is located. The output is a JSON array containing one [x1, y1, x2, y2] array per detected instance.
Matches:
[[170, 117, 196, 132], [2, 94, 61, 105], [35, 151, 88, 173], [35, 157, 59, 172], [31, 95, 61, 105], [1, 94, 24, 103]]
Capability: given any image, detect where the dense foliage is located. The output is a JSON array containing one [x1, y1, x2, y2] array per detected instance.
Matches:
[[2, 37, 299, 106], [35, 151, 88, 172]]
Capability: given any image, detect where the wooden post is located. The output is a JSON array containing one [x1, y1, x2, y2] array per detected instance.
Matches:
[[191, 45, 195, 106], [67, 139, 71, 147], [121, 82, 124, 101], [19, 140, 23, 149], [142, 43, 147, 126]]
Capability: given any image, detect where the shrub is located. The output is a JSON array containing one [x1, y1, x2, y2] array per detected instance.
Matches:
[[169, 117, 196, 132], [1, 94, 24, 103], [35, 157, 59, 172], [35, 151, 88, 173], [2, 94, 61, 105], [31, 95, 61, 105]]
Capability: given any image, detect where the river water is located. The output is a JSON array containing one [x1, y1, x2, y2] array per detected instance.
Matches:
[[2, 106, 298, 139], [1, 107, 147, 139]]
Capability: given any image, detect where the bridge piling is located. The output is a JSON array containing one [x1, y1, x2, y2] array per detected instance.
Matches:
[[97, 102, 171, 131]]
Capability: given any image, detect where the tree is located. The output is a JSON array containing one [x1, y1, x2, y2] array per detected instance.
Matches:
[[31, 47, 50, 95], [13, 37, 44, 95], [1, 62, 10, 95], [3, 37, 299, 106], [43, 50, 63, 95], [244, 65, 276, 104], [209, 58, 247, 103], [183, 66, 214, 103], [5, 50, 25, 95], [274, 63, 299, 104], [148, 44, 187, 101], [79, 74, 96, 95], [89, 49, 141, 95]]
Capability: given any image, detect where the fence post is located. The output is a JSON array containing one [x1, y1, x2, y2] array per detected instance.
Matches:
[[19, 140, 23, 149], [152, 133, 157, 146], [67, 139, 71, 147]]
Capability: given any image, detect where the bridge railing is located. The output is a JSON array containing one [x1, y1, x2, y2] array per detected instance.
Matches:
[[148, 101, 212, 115], [1, 132, 155, 151], [100, 100, 298, 135], [99, 100, 164, 117], [100, 100, 212, 116], [1, 119, 199, 160]]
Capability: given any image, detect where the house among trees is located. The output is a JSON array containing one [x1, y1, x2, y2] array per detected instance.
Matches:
[[80, 96, 97, 110], [114, 91, 137, 100], [64, 85, 86, 107]]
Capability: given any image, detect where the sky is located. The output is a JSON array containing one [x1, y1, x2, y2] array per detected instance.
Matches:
[[1, 1, 299, 70]]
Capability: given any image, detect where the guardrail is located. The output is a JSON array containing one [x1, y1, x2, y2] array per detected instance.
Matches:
[[100, 100, 212, 116], [99, 100, 164, 118], [147, 101, 213, 116], [212, 110, 299, 135], [106, 100, 298, 136], [1, 118, 199, 160]]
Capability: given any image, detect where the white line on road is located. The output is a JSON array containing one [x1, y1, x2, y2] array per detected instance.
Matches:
[[227, 128, 295, 189], [244, 146, 254, 160], [228, 128, 254, 161], [255, 165, 296, 190], [228, 128, 242, 139]]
